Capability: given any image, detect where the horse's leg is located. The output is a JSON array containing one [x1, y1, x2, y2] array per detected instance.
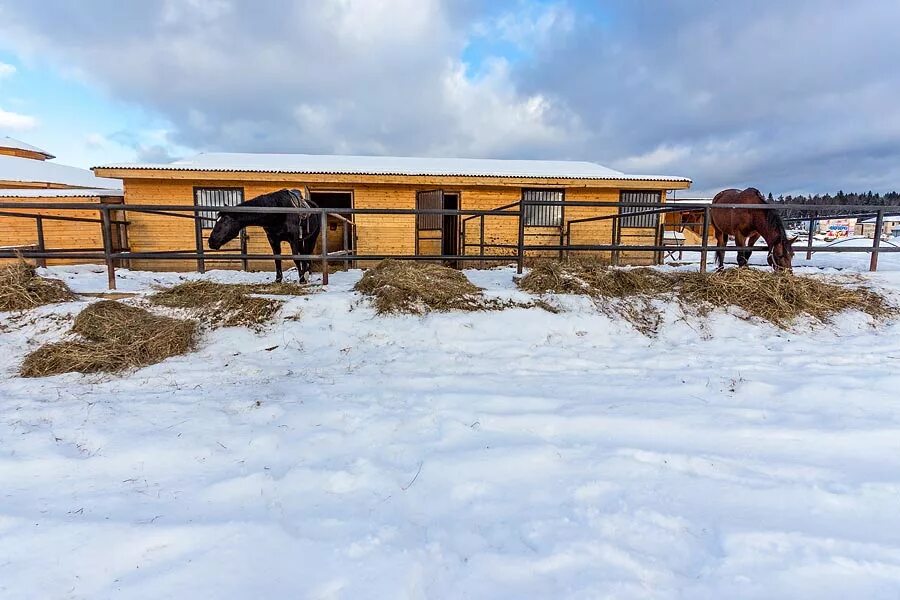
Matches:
[[714, 228, 726, 271], [744, 232, 761, 266], [287, 237, 307, 282], [267, 234, 283, 283], [734, 232, 749, 267]]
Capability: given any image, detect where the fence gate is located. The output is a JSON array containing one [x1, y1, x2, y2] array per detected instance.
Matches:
[[416, 189, 444, 256]]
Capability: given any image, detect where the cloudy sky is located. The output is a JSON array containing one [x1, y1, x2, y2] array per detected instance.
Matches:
[[0, 0, 898, 195]]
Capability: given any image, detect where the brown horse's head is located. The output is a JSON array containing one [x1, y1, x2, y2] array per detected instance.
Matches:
[[767, 235, 797, 271], [208, 212, 242, 250]]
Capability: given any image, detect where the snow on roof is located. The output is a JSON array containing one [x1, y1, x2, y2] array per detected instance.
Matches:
[[0, 188, 123, 198], [0, 136, 55, 159], [859, 215, 900, 223], [668, 197, 712, 204], [0, 154, 122, 190], [98, 152, 692, 183]]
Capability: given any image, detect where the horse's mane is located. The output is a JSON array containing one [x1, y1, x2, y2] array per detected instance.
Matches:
[[752, 187, 789, 241]]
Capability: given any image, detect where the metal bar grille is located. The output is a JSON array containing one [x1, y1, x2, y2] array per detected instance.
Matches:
[[523, 189, 563, 227], [620, 191, 661, 228], [194, 188, 244, 227]]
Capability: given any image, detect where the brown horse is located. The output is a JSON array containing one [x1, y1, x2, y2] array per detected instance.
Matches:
[[711, 188, 796, 271]]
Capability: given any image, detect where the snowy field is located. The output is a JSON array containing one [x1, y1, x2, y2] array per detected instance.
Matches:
[[3, 251, 900, 599]]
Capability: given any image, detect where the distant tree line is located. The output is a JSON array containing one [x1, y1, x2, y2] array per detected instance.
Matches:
[[765, 191, 900, 220]]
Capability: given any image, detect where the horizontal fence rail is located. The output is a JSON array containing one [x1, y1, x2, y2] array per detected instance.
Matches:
[[0, 200, 898, 289]]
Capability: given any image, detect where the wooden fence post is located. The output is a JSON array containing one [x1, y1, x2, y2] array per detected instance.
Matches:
[[240, 229, 249, 272], [699, 206, 710, 273], [100, 206, 117, 290], [320, 209, 328, 285], [35, 216, 46, 268], [194, 213, 206, 274], [806, 214, 815, 260], [516, 200, 525, 274], [870, 209, 884, 272], [480, 214, 486, 268]]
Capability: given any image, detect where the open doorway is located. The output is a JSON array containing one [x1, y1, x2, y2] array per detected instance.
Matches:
[[309, 190, 354, 259], [442, 193, 459, 260], [416, 190, 460, 263]]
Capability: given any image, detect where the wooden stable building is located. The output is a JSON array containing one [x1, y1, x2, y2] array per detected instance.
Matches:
[[93, 153, 691, 271], [0, 138, 124, 265]]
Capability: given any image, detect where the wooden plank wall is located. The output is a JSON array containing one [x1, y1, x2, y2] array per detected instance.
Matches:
[[0, 197, 118, 265], [121, 178, 670, 271], [124, 180, 353, 271]]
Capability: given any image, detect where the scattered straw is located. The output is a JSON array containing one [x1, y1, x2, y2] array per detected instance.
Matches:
[[674, 268, 894, 327], [518, 257, 668, 298], [356, 259, 499, 314], [0, 260, 75, 311], [517, 259, 895, 333], [518, 258, 670, 334], [20, 300, 197, 377], [149, 281, 308, 328]]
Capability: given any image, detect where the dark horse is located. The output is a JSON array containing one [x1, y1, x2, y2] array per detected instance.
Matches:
[[208, 189, 321, 282], [711, 187, 796, 271]]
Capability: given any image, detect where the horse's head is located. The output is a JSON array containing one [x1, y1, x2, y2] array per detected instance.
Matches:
[[768, 235, 797, 272], [207, 212, 242, 250]]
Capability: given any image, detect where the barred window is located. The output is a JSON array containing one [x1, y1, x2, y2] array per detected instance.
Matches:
[[194, 187, 244, 228], [523, 189, 564, 227], [620, 191, 662, 228]]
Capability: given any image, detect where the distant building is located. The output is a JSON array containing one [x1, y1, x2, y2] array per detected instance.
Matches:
[[0, 136, 121, 190], [0, 136, 55, 161], [816, 218, 856, 239], [855, 215, 900, 238], [0, 138, 124, 265]]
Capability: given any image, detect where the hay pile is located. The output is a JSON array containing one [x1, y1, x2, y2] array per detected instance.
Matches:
[[149, 281, 308, 328], [0, 260, 75, 311], [675, 268, 893, 327], [518, 258, 671, 334], [518, 256, 669, 298], [518, 259, 895, 333], [20, 300, 197, 377], [355, 259, 487, 314]]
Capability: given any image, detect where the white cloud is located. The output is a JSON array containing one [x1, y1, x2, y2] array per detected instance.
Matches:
[[84, 132, 109, 148], [0, 62, 15, 79], [1, 1, 899, 193], [0, 107, 37, 129], [435, 58, 583, 158], [474, 1, 575, 50], [0, 0, 580, 161]]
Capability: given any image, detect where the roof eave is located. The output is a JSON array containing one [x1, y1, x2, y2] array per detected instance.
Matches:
[[93, 165, 691, 185]]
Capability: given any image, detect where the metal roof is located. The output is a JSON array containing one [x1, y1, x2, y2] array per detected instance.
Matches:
[[97, 152, 692, 183]]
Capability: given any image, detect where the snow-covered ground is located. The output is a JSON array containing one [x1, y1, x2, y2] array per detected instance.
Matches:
[[3, 255, 900, 599]]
